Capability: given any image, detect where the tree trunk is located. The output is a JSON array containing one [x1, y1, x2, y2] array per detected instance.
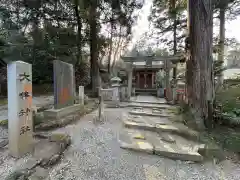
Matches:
[[112, 26, 123, 74], [185, 0, 192, 105], [74, 0, 82, 65], [90, 1, 99, 96], [108, 7, 114, 74], [173, 18, 177, 79], [189, 0, 214, 129], [217, 6, 225, 88]]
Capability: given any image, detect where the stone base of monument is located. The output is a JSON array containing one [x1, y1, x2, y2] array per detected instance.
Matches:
[[5, 133, 71, 180], [43, 104, 82, 119]]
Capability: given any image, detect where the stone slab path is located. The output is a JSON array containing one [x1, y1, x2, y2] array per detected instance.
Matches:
[[129, 107, 172, 118], [130, 96, 167, 104], [120, 100, 203, 162], [119, 128, 203, 162], [2, 96, 239, 179], [128, 102, 171, 109], [43, 102, 239, 179]]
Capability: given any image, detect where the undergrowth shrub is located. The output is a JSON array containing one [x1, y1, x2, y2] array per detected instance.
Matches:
[[215, 86, 240, 126]]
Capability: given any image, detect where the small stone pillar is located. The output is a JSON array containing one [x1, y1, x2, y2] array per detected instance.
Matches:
[[164, 60, 172, 101], [79, 86, 84, 105], [127, 71, 133, 99], [120, 85, 128, 101], [8, 61, 33, 157], [171, 78, 177, 104]]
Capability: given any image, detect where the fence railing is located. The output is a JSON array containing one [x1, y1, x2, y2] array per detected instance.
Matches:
[[100, 88, 115, 101]]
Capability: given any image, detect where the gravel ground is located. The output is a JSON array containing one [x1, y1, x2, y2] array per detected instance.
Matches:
[[46, 108, 240, 180], [0, 146, 33, 179], [0, 126, 8, 139], [0, 95, 53, 179]]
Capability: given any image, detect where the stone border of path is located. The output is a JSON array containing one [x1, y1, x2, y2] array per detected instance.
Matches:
[[5, 133, 71, 180], [0, 99, 98, 152], [0, 99, 98, 132], [34, 99, 98, 131]]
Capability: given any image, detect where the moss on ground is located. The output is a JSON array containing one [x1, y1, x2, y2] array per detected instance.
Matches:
[[207, 127, 240, 153], [0, 98, 7, 105], [166, 106, 180, 115], [33, 114, 45, 126], [0, 119, 8, 127]]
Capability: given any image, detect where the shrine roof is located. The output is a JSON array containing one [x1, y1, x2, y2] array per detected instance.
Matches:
[[121, 54, 183, 62]]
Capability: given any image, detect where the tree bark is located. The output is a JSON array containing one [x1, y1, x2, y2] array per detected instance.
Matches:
[[112, 26, 123, 74], [173, 18, 177, 79], [217, 6, 225, 88], [189, 0, 214, 129], [74, 0, 82, 65], [90, 1, 99, 96], [108, 6, 114, 74], [185, 0, 193, 106]]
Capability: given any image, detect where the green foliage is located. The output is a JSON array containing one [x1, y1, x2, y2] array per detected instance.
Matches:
[[0, 98, 7, 105], [205, 127, 240, 153], [149, 0, 187, 52], [75, 56, 91, 87], [216, 86, 240, 112], [222, 112, 240, 125], [0, 0, 143, 90], [215, 86, 240, 126]]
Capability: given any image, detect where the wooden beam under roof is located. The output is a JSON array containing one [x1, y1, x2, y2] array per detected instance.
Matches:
[[120, 54, 184, 63]]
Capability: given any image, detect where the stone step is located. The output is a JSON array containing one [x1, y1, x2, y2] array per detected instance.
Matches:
[[118, 128, 154, 154], [156, 124, 199, 141], [130, 96, 167, 105], [123, 119, 199, 141], [123, 120, 156, 131], [119, 140, 154, 154], [127, 103, 170, 109], [129, 107, 174, 117], [130, 100, 166, 105], [129, 110, 172, 118], [119, 128, 203, 162]]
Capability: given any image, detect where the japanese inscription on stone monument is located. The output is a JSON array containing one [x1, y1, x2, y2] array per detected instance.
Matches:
[[8, 61, 33, 157], [19, 73, 32, 135]]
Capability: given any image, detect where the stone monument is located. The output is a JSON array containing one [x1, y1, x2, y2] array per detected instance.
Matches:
[[53, 60, 74, 109], [8, 61, 33, 157], [44, 60, 81, 119]]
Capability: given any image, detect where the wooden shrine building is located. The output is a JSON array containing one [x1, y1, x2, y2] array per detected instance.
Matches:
[[121, 54, 184, 97]]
